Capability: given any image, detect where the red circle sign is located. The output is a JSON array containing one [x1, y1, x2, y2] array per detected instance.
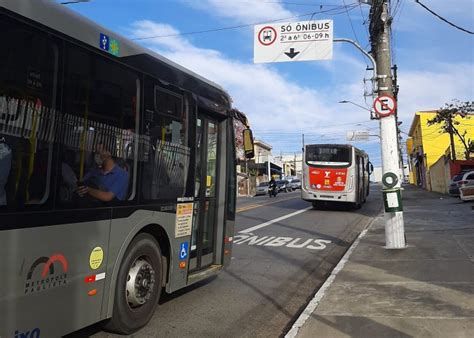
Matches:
[[373, 95, 396, 117], [258, 26, 277, 46]]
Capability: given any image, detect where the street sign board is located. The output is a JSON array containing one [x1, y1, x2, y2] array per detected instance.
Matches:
[[254, 20, 333, 63], [346, 130, 370, 141], [373, 95, 396, 117]]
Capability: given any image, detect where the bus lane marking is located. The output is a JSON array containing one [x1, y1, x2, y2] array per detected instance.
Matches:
[[235, 206, 333, 250], [239, 206, 312, 233], [234, 234, 331, 250]]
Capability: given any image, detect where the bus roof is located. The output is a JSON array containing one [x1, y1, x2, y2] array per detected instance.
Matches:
[[1, 0, 232, 109]]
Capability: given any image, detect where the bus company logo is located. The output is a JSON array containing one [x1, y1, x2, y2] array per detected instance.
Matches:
[[14, 327, 41, 338], [324, 171, 331, 178], [334, 176, 345, 187], [24, 254, 68, 294]]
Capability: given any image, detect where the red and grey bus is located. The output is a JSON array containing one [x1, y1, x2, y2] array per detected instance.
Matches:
[[301, 144, 373, 208], [0, 0, 253, 336]]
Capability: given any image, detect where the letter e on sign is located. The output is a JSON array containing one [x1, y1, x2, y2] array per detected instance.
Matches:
[[373, 95, 396, 118]]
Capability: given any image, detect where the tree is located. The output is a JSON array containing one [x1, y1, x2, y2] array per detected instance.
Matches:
[[427, 100, 474, 160]]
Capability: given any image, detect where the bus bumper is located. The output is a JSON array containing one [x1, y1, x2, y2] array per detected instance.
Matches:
[[301, 188, 356, 203]]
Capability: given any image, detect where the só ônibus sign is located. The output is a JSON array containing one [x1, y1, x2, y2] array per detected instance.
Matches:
[[254, 20, 333, 64]]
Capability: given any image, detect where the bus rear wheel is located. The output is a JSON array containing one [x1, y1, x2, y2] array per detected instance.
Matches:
[[104, 233, 163, 334]]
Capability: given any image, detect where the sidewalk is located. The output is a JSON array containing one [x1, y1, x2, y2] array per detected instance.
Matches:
[[294, 185, 474, 338]]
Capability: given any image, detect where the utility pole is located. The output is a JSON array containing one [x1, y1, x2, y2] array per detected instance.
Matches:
[[448, 115, 457, 160], [245, 158, 250, 196], [369, 0, 406, 249], [267, 154, 272, 180], [294, 153, 297, 177], [393, 64, 405, 180]]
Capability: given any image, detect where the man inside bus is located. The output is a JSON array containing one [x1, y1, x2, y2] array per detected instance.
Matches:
[[0, 137, 12, 206], [76, 142, 129, 202]]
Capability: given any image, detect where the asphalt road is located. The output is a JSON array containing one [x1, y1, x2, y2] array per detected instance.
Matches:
[[74, 187, 382, 337]]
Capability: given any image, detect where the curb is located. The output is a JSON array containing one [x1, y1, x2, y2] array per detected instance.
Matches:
[[285, 214, 382, 338]]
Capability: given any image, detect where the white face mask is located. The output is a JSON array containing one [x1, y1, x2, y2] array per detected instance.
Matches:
[[94, 154, 102, 166]]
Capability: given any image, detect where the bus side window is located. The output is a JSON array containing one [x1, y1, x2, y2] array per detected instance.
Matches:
[[141, 81, 190, 202], [59, 44, 139, 206], [0, 16, 57, 210]]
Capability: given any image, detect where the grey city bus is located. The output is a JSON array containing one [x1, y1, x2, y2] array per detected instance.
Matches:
[[0, 0, 253, 336]]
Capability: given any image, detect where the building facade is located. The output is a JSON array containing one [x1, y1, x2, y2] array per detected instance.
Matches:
[[279, 153, 303, 178], [237, 139, 283, 196], [407, 111, 474, 191]]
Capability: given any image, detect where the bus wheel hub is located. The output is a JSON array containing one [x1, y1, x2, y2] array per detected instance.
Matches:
[[126, 258, 155, 307]]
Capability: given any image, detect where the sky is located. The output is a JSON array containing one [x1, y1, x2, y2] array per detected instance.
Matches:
[[60, 0, 474, 166]]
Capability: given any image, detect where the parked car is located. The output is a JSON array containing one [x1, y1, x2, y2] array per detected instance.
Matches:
[[448, 169, 473, 196], [255, 182, 269, 196], [276, 179, 291, 192], [457, 171, 474, 201], [460, 184, 474, 201], [287, 178, 301, 190]]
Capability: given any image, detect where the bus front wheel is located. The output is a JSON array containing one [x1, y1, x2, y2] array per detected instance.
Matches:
[[104, 233, 163, 334]]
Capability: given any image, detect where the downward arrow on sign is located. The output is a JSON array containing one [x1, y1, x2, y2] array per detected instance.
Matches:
[[284, 48, 300, 59]]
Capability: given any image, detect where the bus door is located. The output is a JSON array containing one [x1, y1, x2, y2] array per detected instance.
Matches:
[[190, 115, 219, 271]]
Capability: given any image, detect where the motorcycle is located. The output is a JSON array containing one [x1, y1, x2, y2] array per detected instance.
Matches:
[[268, 184, 278, 197]]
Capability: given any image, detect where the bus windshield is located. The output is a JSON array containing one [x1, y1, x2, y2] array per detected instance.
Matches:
[[305, 145, 351, 166]]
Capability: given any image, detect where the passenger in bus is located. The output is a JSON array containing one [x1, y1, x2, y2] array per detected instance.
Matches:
[[59, 150, 78, 201], [26, 148, 50, 204], [0, 139, 12, 205], [77, 143, 129, 202]]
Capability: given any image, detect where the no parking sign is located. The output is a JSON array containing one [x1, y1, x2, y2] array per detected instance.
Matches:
[[373, 95, 396, 118]]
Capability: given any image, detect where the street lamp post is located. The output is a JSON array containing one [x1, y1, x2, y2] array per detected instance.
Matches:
[[339, 100, 377, 119]]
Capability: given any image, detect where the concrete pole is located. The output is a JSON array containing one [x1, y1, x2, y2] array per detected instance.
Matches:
[[246, 159, 250, 196], [375, 0, 406, 249], [267, 154, 271, 180]]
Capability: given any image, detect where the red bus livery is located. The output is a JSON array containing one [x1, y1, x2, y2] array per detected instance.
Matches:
[[302, 144, 372, 208], [308, 168, 348, 191]]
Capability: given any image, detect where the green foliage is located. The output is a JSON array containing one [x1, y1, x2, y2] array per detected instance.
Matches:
[[427, 100, 474, 159]]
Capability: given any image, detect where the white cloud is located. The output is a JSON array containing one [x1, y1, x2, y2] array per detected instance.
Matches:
[[398, 62, 474, 125], [129, 21, 377, 134], [392, 0, 474, 33], [128, 19, 472, 163], [179, 0, 295, 24]]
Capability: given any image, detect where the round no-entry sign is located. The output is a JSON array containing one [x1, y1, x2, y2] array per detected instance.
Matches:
[[373, 95, 396, 118]]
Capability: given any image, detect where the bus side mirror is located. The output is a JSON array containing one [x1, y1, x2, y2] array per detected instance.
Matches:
[[367, 162, 374, 175], [243, 129, 255, 159]]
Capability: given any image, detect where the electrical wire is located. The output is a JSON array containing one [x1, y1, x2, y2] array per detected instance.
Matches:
[[414, 0, 473, 35], [239, 1, 359, 7], [132, 4, 358, 40], [358, 1, 371, 42], [342, 0, 361, 46]]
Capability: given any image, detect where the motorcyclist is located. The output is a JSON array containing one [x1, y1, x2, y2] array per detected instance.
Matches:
[[268, 177, 277, 197]]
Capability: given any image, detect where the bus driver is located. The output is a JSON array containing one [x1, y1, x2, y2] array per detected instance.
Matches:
[[77, 143, 129, 202]]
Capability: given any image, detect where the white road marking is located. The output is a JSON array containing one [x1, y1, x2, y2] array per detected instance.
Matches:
[[285, 216, 377, 338], [233, 234, 332, 250], [239, 207, 312, 234]]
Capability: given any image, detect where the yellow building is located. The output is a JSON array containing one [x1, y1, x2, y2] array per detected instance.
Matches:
[[407, 111, 474, 189]]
